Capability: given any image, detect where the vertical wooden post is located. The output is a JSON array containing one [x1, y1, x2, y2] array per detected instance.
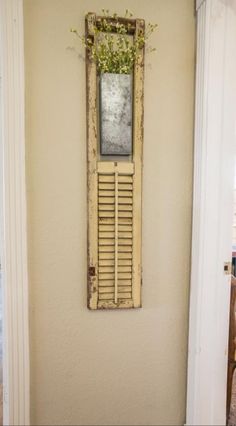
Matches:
[[86, 13, 98, 309], [132, 19, 145, 308]]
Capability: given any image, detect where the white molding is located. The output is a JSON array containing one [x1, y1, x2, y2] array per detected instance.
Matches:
[[196, 0, 206, 11], [0, 1, 30, 425], [187, 0, 236, 424]]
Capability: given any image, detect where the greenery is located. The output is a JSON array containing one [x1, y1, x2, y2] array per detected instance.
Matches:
[[71, 9, 157, 74]]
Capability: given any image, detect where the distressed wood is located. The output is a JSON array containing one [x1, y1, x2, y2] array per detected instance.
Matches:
[[97, 162, 134, 308], [114, 168, 119, 303], [132, 19, 145, 308], [96, 16, 136, 34], [86, 13, 98, 309], [98, 162, 134, 174], [98, 300, 134, 309], [86, 14, 145, 310]]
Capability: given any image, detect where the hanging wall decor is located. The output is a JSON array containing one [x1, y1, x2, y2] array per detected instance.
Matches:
[[71, 11, 157, 309]]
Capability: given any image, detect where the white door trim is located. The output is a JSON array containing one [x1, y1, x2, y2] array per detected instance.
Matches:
[[0, 1, 30, 425], [186, 0, 236, 424], [0, 0, 236, 425]]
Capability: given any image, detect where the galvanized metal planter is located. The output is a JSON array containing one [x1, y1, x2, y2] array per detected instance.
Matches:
[[100, 72, 133, 156]]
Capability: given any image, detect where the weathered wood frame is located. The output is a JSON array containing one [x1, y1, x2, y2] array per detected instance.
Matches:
[[86, 13, 145, 310]]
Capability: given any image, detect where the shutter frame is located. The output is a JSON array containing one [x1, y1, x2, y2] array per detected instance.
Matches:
[[86, 14, 145, 310], [86, 13, 98, 310], [132, 19, 145, 308]]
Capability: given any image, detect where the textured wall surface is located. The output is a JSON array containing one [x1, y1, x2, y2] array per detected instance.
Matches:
[[24, 1, 195, 424]]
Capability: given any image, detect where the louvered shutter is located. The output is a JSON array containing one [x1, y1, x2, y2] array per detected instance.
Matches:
[[97, 162, 134, 308], [86, 14, 144, 310]]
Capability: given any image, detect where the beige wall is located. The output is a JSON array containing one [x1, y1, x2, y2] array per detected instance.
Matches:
[[24, 1, 195, 424]]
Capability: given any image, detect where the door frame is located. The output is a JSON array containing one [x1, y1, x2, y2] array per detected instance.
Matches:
[[0, 1, 30, 425], [186, 0, 236, 424], [0, 0, 235, 425]]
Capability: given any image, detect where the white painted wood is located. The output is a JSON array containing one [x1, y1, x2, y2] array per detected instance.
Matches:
[[196, 0, 206, 11], [0, 1, 30, 425], [186, 0, 236, 424]]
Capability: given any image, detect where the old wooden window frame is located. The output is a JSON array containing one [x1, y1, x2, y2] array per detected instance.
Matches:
[[86, 13, 144, 310]]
